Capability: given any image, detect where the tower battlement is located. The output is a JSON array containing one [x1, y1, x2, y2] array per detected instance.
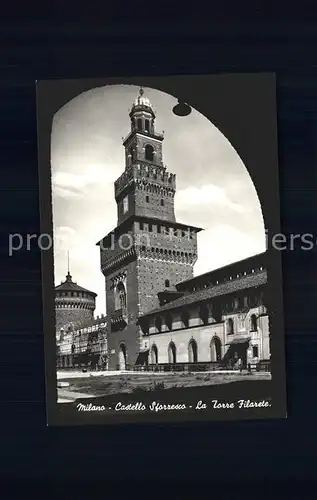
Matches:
[[115, 163, 176, 200]]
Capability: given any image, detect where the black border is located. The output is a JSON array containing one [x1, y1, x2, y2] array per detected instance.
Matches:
[[36, 73, 287, 426]]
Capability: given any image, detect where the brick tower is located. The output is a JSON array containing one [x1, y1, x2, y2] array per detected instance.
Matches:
[[55, 271, 97, 334], [98, 88, 203, 370]]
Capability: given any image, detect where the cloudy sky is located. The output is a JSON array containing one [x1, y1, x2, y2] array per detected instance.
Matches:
[[51, 84, 265, 316]]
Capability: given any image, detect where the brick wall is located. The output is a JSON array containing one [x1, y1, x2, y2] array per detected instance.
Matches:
[[106, 260, 141, 370], [55, 307, 94, 333]]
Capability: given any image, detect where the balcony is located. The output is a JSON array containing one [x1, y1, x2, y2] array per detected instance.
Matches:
[[110, 308, 128, 330]]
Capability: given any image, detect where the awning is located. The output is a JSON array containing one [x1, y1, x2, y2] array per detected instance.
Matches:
[[225, 337, 251, 346], [135, 349, 149, 365]]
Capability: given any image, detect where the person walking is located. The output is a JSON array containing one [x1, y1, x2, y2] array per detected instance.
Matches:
[[238, 357, 243, 373]]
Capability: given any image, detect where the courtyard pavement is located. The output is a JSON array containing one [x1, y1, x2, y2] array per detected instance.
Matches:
[[58, 388, 96, 403], [57, 369, 243, 380]]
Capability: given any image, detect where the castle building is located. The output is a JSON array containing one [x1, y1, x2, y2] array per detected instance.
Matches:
[[55, 88, 270, 373], [138, 252, 270, 370], [97, 88, 203, 371], [97, 88, 271, 372], [55, 271, 107, 369]]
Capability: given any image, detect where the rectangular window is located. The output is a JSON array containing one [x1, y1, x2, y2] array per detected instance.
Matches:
[[123, 195, 129, 214]]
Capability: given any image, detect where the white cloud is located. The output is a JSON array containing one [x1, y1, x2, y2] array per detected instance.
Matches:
[[52, 162, 119, 200], [53, 226, 77, 254], [194, 224, 266, 276], [175, 184, 246, 214]]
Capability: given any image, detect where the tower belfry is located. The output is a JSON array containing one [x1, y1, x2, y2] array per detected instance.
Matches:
[[98, 88, 203, 370], [114, 87, 176, 225]]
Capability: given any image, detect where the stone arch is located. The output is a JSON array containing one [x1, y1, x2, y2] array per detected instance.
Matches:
[[115, 281, 127, 310], [188, 338, 198, 363], [168, 341, 177, 364], [151, 344, 158, 364], [118, 343, 127, 370], [210, 336, 222, 362], [250, 314, 258, 331], [145, 144, 154, 161], [227, 318, 234, 334]]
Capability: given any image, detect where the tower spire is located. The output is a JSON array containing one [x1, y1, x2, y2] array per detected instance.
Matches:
[[66, 250, 72, 282]]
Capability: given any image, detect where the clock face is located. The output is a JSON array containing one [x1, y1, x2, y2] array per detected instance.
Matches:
[[120, 234, 132, 250]]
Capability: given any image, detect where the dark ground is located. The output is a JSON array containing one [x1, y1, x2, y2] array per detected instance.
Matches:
[[56, 378, 277, 425], [60, 370, 271, 397]]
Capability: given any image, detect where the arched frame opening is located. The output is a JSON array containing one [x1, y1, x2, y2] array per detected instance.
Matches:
[[151, 344, 158, 364], [118, 343, 127, 370], [188, 339, 198, 363], [210, 336, 222, 362], [145, 144, 154, 162], [46, 79, 278, 378], [168, 341, 177, 364], [250, 314, 258, 331], [115, 281, 127, 310]]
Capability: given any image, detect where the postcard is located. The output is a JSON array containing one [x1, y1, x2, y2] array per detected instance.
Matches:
[[36, 74, 287, 425]]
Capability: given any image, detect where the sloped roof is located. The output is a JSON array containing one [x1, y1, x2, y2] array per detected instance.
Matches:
[[55, 272, 97, 297], [139, 270, 267, 318]]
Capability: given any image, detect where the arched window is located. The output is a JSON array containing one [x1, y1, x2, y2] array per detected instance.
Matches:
[[123, 195, 129, 214], [210, 337, 222, 362], [145, 144, 154, 161], [160, 199, 164, 206], [188, 339, 198, 363], [165, 279, 170, 288], [250, 314, 257, 331], [118, 343, 127, 370], [137, 118, 142, 130], [145, 119, 150, 132], [168, 341, 177, 364], [129, 147, 136, 162], [146, 195, 149, 203], [181, 310, 190, 328], [165, 313, 173, 331], [115, 282, 127, 310], [155, 316, 162, 333], [252, 345, 259, 358], [151, 344, 158, 364], [227, 318, 234, 335], [199, 303, 209, 325]]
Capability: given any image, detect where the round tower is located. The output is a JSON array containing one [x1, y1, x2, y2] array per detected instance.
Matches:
[[55, 271, 97, 333]]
